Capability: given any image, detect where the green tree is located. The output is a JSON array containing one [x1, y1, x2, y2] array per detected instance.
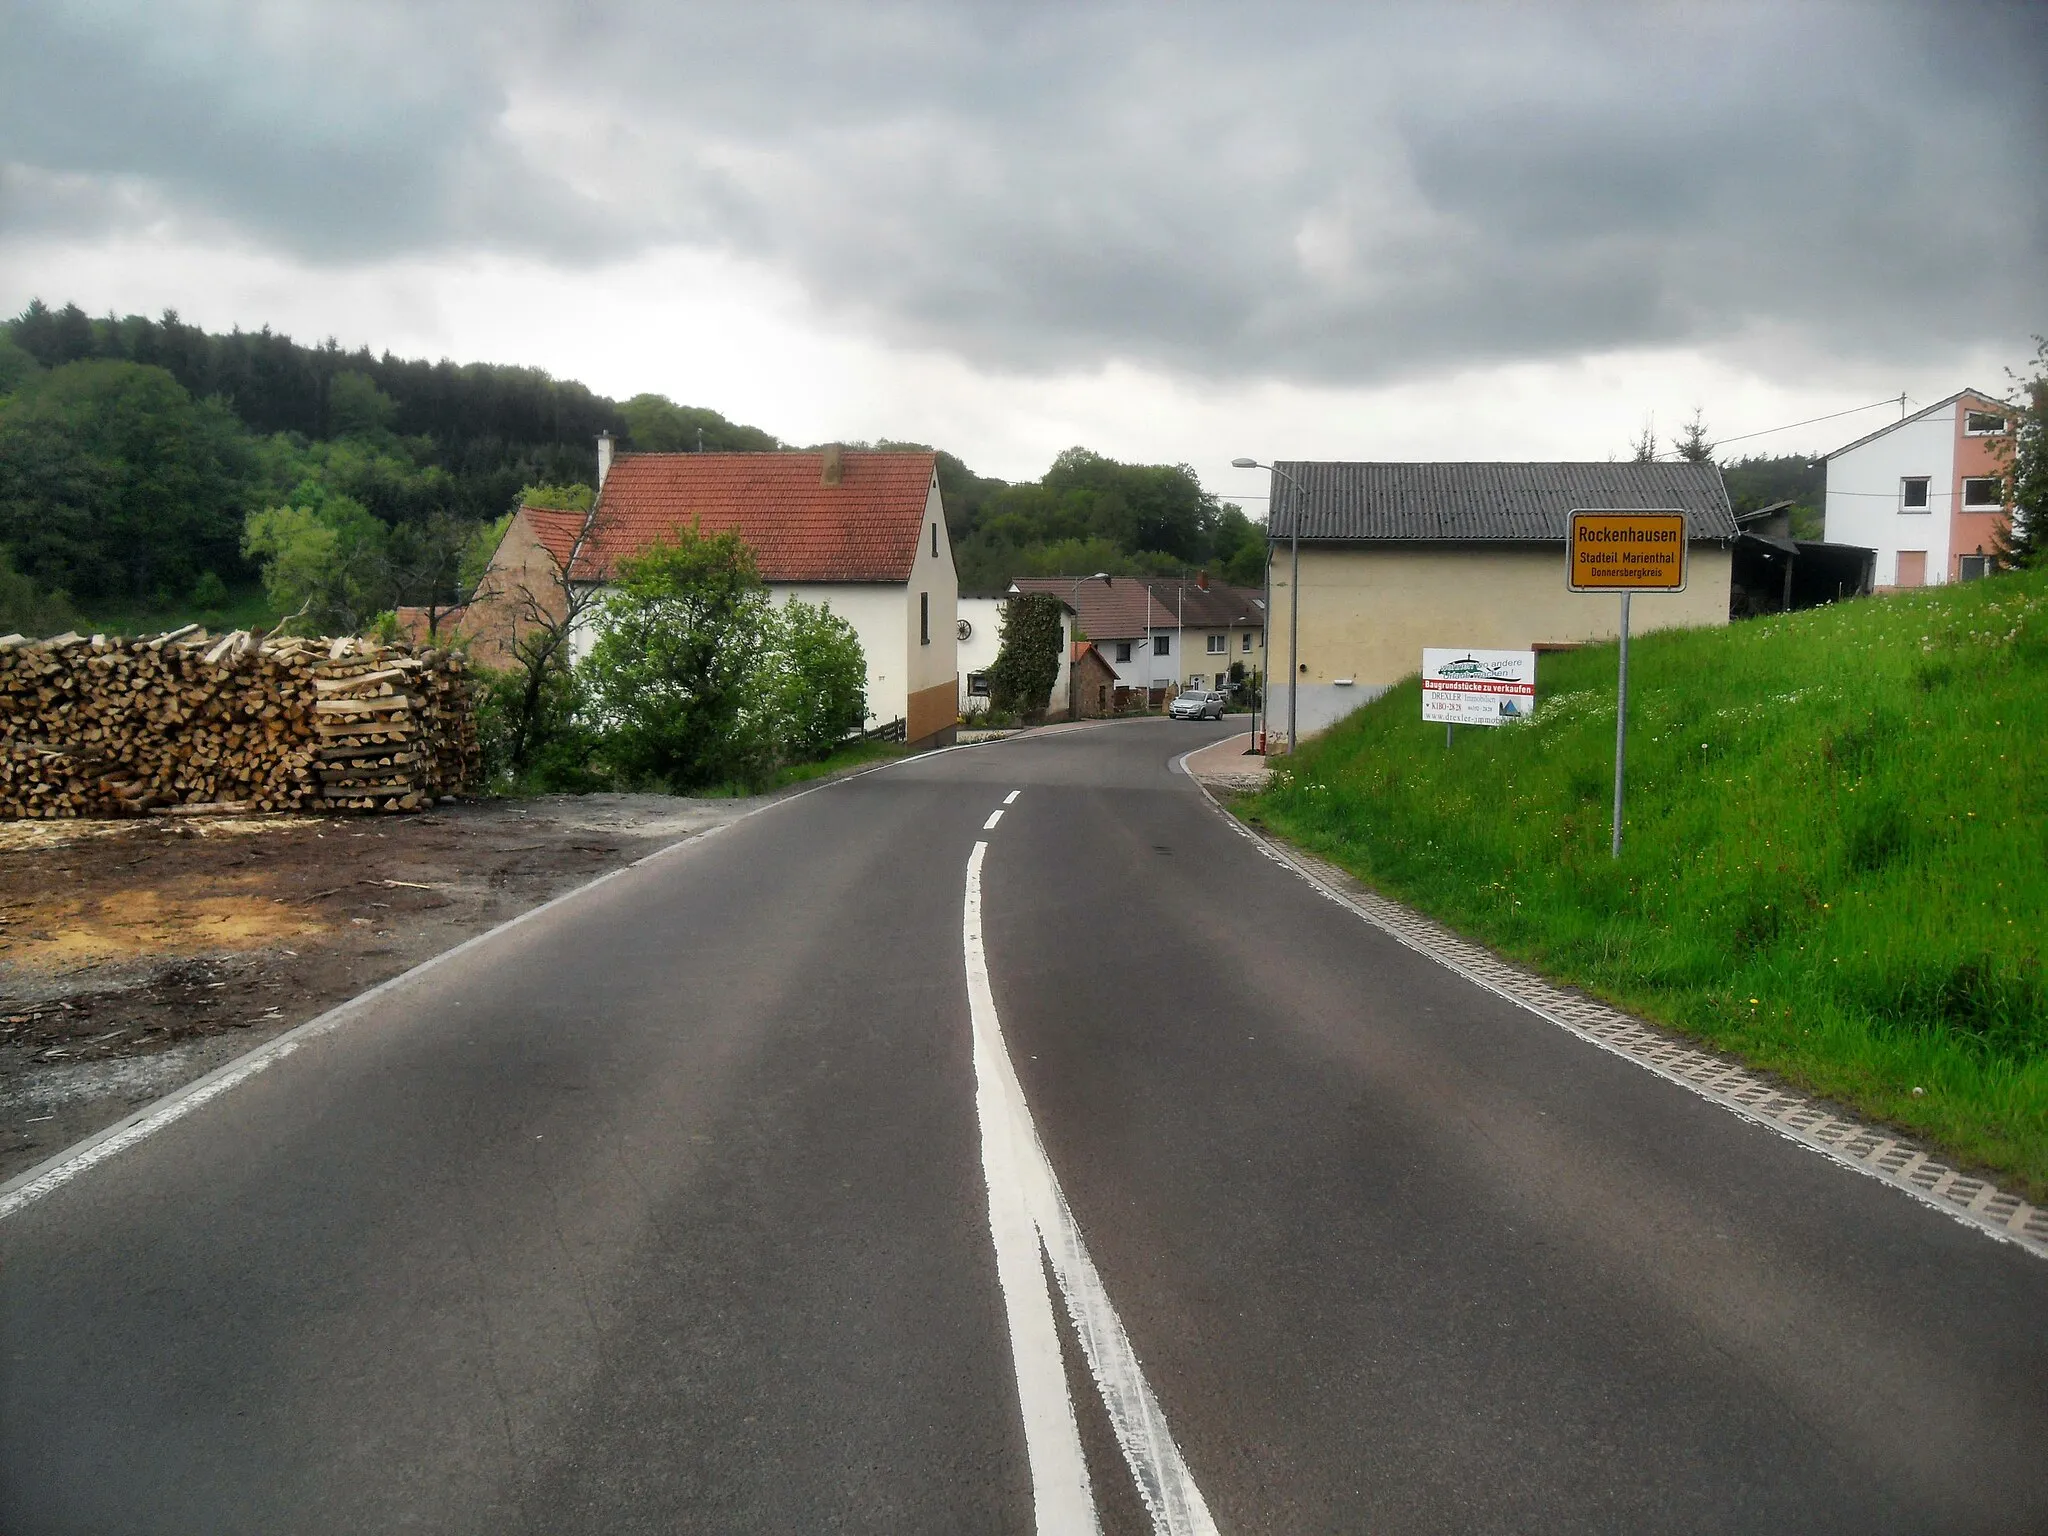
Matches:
[[581, 527, 775, 788], [1672, 409, 1716, 463], [0, 332, 40, 396], [0, 548, 79, 637], [620, 394, 782, 453], [242, 497, 392, 634], [517, 482, 594, 512], [1212, 504, 1267, 587], [189, 569, 230, 614], [1995, 338, 2047, 570], [987, 591, 1064, 722], [326, 370, 400, 437], [761, 598, 868, 758], [1629, 416, 1659, 462], [0, 361, 253, 602]]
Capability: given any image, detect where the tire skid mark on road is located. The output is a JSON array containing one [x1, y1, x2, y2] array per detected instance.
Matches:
[[967, 836, 1221, 1536]]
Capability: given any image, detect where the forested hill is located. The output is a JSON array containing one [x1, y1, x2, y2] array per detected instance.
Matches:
[[0, 299, 1268, 640]]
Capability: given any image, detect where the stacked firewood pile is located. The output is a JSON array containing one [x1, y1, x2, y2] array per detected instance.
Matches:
[[0, 627, 479, 818]]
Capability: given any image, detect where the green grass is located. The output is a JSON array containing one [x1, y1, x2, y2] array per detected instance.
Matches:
[[77, 581, 282, 638], [698, 736, 912, 797], [1239, 568, 2048, 1197]]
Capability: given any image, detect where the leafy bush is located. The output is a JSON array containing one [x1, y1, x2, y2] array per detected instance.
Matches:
[[761, 597, 867, 760], [474, 663, 604, 794], [577, 526, 868, 791], [582, 528, 772, 789]]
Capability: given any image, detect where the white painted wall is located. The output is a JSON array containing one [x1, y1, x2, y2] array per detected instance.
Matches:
[[957, 597, 1005, 710], [900, 478, 959, 709], [1826, 407, 1956, 588]]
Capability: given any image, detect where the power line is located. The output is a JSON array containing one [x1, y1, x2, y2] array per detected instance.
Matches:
[[1653, 394, 1908, 459]]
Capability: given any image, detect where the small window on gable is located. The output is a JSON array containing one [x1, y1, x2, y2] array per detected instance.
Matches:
[[1965, 410, 2008, 436], [1901, 477, 1930, 511], [931, 523, 938, 558], [1962, 477, 2003, 509]]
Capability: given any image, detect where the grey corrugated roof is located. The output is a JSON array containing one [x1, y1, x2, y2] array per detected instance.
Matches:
[[1269, 461, 1737, 543]]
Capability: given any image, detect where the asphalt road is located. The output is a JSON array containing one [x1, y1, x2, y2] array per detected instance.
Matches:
[[5, 719, 2046, 1534]]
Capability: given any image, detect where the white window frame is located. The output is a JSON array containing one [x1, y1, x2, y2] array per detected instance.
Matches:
[[1961, 477, 2003, 510], [1900, 476, 1932, 513], [1964, 410, 2008, 436], [1242, 631, 1254, 652], [1205, 633, 1226, 655]]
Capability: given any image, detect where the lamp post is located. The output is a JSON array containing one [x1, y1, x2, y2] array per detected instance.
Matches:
[[1232, 457, 1305, 753]]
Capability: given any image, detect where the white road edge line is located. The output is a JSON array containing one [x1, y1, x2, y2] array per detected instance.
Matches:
[[984, 808, 1006, 830], [0, 773, 847, 1222], [1173, 748, 2048, 1263], [966, 841, 1221, 1536], [1004, 790, 1022, 804]]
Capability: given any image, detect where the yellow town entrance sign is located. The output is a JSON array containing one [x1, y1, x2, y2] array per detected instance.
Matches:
[[1567, 510, 1689, 592]]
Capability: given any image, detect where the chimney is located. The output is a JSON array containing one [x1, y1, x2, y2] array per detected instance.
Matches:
[[596, 431, 614, 491], [1196, 569, 1209, 589], [820, 443, 844, 486]]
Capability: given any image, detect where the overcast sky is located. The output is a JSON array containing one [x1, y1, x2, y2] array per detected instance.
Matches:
[[2, 0, 2043, 493]]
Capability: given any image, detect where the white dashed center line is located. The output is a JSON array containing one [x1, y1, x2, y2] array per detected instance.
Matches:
[[984, 808, 1005, 830], [1004, 790, 1022, 804]]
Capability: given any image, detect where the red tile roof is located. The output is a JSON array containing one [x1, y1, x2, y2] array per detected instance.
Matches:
[[528, 451, 938, 584]]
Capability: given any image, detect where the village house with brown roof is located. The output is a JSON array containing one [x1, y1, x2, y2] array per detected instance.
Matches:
[[1011, 575, 1266, 707], [451, 439, 960, 748]]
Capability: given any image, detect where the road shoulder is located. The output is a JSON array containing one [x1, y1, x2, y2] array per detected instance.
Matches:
[[1181, 766, 2048, 1262]]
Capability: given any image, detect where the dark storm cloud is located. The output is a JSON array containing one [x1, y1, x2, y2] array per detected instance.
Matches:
[[3, 0, 2042, 382]]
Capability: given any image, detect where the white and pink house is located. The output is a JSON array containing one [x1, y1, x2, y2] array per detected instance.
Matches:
[[1824, 391, 2017, 590]]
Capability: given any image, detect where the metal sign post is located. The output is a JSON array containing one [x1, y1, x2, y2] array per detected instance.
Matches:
[[1566, 510, 1688, 858], [1611, 592, 1630, 858]]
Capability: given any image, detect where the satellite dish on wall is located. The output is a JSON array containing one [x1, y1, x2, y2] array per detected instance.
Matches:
[[956, 619, 973, 641]]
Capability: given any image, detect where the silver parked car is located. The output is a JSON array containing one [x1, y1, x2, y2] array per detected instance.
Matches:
[[1169, 690, 1227, 721]]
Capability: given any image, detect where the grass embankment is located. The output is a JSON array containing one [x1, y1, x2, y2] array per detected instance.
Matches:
[[691, 736, 912, 798], [1240, 569, 2048, 1196]]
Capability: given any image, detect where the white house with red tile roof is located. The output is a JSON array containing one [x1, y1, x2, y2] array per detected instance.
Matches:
[[466, 443, 960, 748]]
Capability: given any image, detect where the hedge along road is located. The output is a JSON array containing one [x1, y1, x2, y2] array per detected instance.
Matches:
[[4, 718, 2046, 1533]]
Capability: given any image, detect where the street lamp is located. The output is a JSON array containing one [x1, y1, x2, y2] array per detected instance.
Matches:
[[1232, 457, 1305, 753]]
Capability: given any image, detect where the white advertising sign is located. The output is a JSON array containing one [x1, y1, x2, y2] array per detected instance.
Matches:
[[1421, 648, 1537, 726]]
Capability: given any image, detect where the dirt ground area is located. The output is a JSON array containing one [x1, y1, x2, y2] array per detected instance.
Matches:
[[0, 792, 769, 1184]]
